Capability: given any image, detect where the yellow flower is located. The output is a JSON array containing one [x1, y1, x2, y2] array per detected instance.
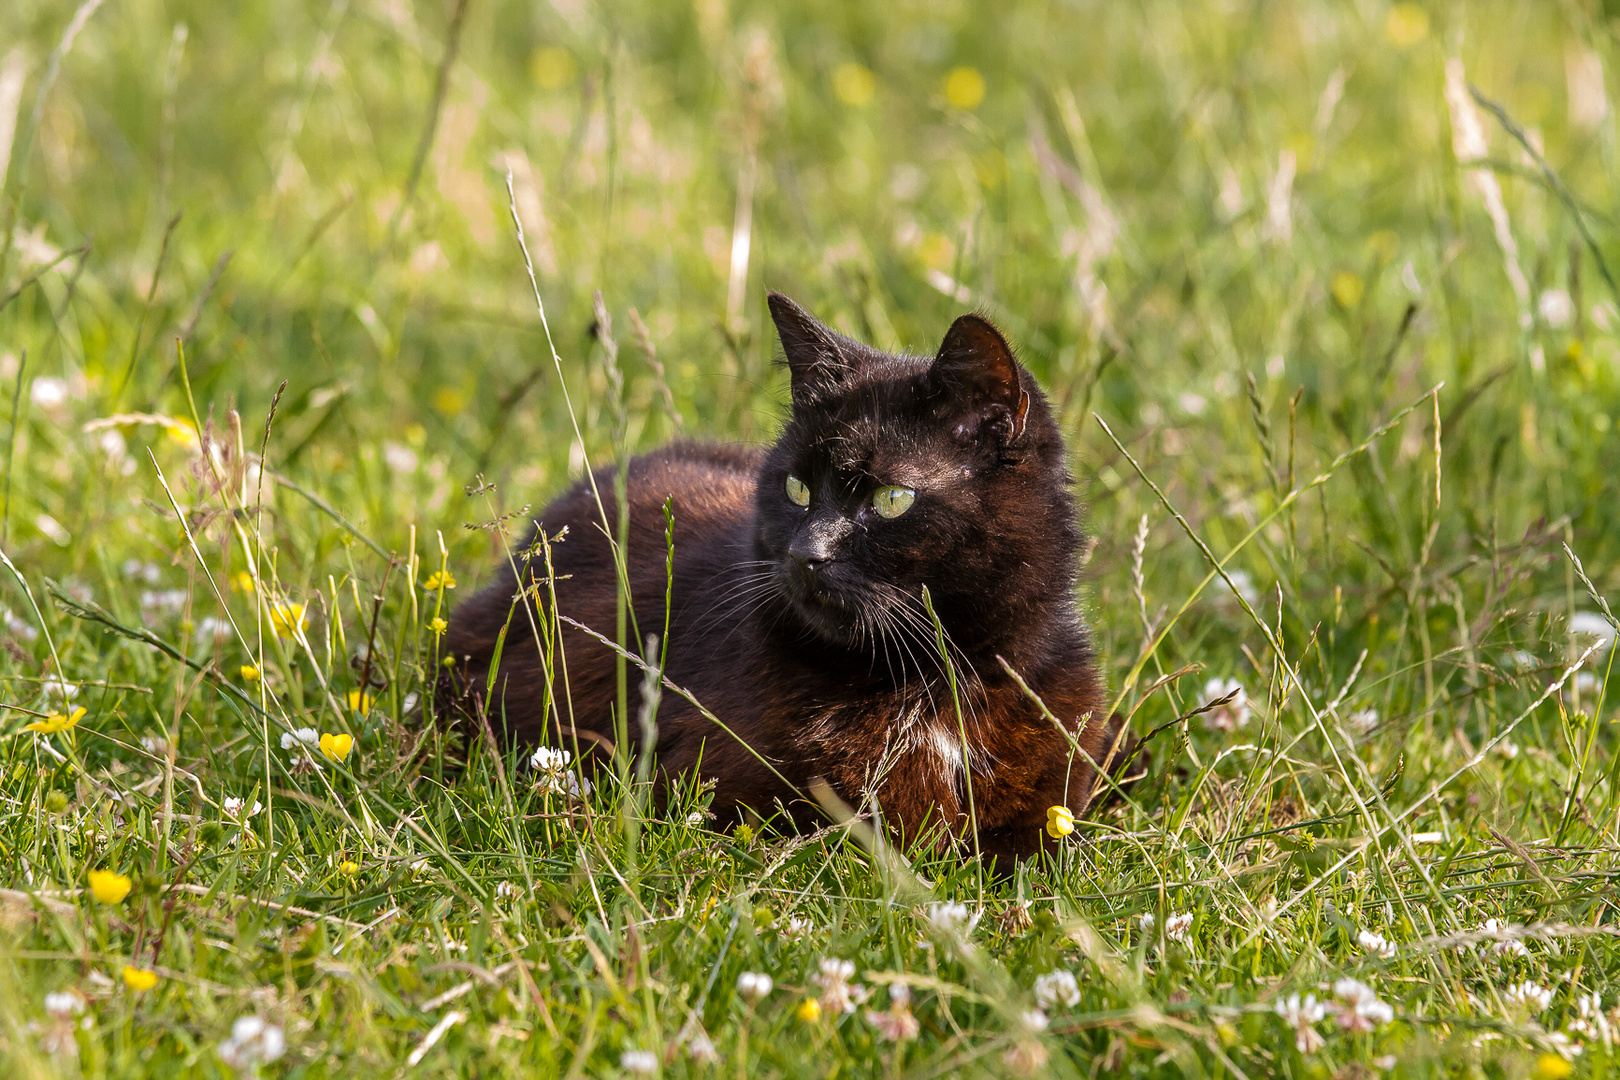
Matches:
[[319, 732, 354, 763], [268, 601, 307, 639], [428, 617, 448, 635], [796, 998, 823, 1022], [122, 966, 158, 991], [338, 860, 360, 877], [346, 691, 373, 714], [1045, 805, 1075, 840], [943, 66, 986, 110], [1331, 271, 1365, 308], [231, 571, 255, 594], [832, 62, 876, 106], [240, 664, 261, 682], [1385, 3, 1429, 47], [530, 45, 577, 90], [88, 869, 133, 905], [164, 421, 198, 449], [24, 706, 85, 734], [431, 386, 466, 417], [423, 571, 456, 591], [1534, 1055, 1574, 1080]]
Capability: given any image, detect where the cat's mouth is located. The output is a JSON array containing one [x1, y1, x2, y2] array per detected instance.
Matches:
[[777, 561, 871, 644]]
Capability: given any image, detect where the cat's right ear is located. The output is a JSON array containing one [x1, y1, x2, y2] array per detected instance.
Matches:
[[768, 292, 852, 409]]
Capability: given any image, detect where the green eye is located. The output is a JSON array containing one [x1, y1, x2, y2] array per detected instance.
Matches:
[[872, 485, 916, 519], [785, 475, 810, 507]]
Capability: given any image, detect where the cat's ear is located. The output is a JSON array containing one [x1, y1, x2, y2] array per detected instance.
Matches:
[[769, 292, 853, 408], [929, 314, 1030, 444]]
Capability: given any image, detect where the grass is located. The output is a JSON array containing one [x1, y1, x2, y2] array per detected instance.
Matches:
[[1, 0, 1619, 1075]]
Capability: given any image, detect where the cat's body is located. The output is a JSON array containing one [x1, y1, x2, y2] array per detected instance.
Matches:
[[442, 295, 1131, 863]]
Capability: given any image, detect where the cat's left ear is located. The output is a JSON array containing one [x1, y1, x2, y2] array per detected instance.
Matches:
[[929, 314, 1030, 444]]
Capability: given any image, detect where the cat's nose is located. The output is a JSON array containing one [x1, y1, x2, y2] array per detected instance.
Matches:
[[788, 538, 831, 571]]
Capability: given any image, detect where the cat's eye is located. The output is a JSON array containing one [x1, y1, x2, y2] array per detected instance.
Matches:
[[785, 474, 810, 507], [872, 485, 916, 519]]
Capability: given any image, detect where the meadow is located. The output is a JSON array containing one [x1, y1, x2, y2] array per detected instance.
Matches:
[[1, 0, 1618, 1075]]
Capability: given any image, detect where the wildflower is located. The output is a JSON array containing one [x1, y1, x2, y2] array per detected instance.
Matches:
[[796, 998, 823, 1022], [1358, 929, 1397, 958], [165, 420, 199, 448], [1570, 992, 1614, 1045], [281, 727, 318, 750], [42, 676, 78, 701], [684, 811, 709, 828], [736, 971, 773, 1003], [1497, 742, 1521, 761], [782, 916, 814, 939], [1005, 1037, 1049, 1074], [140, 733, 168, 755], [44, 990, 85, 1018], [1019, 1008, 1049, 1033], [1506, 981, 1554, 1012], [1535, 1055, 1574, 1080], [122, 967, 158, 992], [1539, 289, 1575, 328], [495, 881, 520, 900], [423, 571, 456, 591], [926, 901, 979, 935], [684, 1029, 718, 1063], [1482, 918, 1529, 957], [88, 870, 132, 905], [346, 690, 373, 714], [832, 62, 876, 107], [1275, 993, 1327, 1053], [337, 860, 360, 877], [24, 707, 85, 735], [620, 1049, 657, 1073], [866, 982, 920, 1041], [530, 745, 572, 772], [319, 732, 354, 763], [268, 601, 307, 639], [1202, 678, 1250, 731], [1034, 970, 1080, 1010], [1045, 805, 1074, 839], [1332, 978, 1394, 1032], [942, 66, 985, 110], [222, 797, 262, 819], [240, 665, 261, 682], [813, 958, 869, 1015], [218, 1015, 286, 1074], [231, 571, 255, 593], [428, 616, 448, 634], [1346, 708, 1380, 734], [1163, 912, 1193, 943]]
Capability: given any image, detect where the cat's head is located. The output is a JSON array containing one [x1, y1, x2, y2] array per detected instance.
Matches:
[[754, 293, 1081, 668]]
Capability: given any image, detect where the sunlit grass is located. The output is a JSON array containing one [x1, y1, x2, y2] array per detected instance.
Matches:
[[1, 0, 1618, 1076]]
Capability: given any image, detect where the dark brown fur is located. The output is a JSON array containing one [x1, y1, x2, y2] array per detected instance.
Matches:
[[441, 295, 1132, 864]]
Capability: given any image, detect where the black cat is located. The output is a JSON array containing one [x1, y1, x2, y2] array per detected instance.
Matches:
[[441, 293, 1133, 862]]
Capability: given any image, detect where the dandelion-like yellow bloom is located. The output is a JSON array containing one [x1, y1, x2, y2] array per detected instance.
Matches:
[[164, 421, 199, 449], [88, 869, 132, 905], [423, 571, 456, 591], [338, 860, 360, 876], [346, 691, 373, 714], [319, 732, 354, 763], [832, 62, 876, 107], [1045, 805, 1075, 840], [268, 601, 307, 639], [428, 616, 448, 635], [241, 664, 261, 682], [122, 966, 158, 991], [943, 66, 986, 110], [231, 571, 255, 594], [1331, 271, 1365, 308], [796, 998, 823, 1022], [1534, 1055, 1573, 1080], [24, 706, 85, 734]]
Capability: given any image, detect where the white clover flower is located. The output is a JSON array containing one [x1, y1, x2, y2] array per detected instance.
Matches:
[[1333, 978, 1394, 1032], [926, 901, 979, 935], [280, 727, 318, 750], [1034, 970, 1080, 1010], [222, 797, 263, 819], [1201, 678, 1250, 731], [1346, 708, 1380, 734], [813, 958, 869, 1015], [685, 1030, 717, 1063], [30, 376, 70, 410], [529, 745, 572, 773], [140, 734, 168, 756], [44, 990, 85, 1018], [494, 881, 520, 900], [736, 972, 773, 1002], [1481, 918, 1529, 956], [1496, 742, 1521, 761], [1138, 912, 1155, 933], [1539, 288, 1574, 327], [684, 811, 708, 827], [218, 1016, 286, 1074], [1357, 929, 1397, 959], [782, 916, 814, 939], [1163, 912, 1193, 943], [1019, 1008, 1050, 1033], [1275, 994, 1327, 1053], [1506, 981, 1553, 1012], [620, 1049, 657, 1073], [42, 677, 78, 702]]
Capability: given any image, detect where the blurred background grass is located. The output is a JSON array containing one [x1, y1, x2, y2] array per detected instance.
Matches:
[[3, 0, 1620, 1075]]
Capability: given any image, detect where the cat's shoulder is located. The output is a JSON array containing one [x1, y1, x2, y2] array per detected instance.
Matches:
[[634, 440, 763, 480]]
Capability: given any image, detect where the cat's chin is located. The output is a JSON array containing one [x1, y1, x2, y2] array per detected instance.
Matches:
[[775, 572, 876, 651]]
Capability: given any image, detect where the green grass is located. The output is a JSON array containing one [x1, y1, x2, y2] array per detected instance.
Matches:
[[2, 0, 1619, 1075]]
